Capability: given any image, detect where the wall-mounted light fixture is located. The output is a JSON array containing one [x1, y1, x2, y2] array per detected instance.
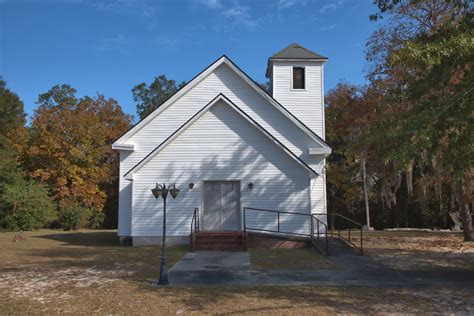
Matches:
[[248, 182, 254, 190], [189, 182, 194, 189]]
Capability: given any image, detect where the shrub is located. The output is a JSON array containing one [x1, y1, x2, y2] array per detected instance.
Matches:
[[57, 200, 92, 230], [87, 207, 105, 229], [0, 179, 57, 231]]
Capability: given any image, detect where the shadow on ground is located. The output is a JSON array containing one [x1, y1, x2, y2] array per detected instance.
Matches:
[[36, 231, 120, 247]]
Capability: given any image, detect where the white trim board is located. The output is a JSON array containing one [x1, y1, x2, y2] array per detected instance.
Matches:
[[112, 143, 135, 151]]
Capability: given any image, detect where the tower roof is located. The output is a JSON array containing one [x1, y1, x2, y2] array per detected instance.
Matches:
[[266, 43, 327, 78], [269, 43, 327, 60]]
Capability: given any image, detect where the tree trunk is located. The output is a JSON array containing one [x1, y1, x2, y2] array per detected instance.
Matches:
[[455, 178, 473, 241], [361, 156, 371, 229]]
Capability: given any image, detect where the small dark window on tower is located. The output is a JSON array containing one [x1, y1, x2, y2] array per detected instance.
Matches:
[[293, 67, 305, 89]]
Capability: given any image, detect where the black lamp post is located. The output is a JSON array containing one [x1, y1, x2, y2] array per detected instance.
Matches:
[[151, 183, 180, 285]]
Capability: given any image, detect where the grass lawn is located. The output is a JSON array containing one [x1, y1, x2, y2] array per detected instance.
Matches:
[[341, 230, 474, 270], [249, 247, 335, 270], [1, 229, 473, 315]]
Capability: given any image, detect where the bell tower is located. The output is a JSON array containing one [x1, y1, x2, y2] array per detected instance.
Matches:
[[266, 43, 327, 139]]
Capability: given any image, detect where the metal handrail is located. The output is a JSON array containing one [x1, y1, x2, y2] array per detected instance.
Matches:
[[311, 214, 329, 255], [243, 207, 329, 255], [190, 208, 200, 251], [190, 207, 200, 234], [328, 213, 363, 255]]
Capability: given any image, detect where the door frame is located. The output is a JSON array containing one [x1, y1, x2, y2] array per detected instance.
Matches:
[[201, 179, 242, 231]]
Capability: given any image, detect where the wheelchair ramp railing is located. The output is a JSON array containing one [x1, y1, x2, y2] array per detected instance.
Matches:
[[243, 207, 329, 255], [327, 213, 364, 255]]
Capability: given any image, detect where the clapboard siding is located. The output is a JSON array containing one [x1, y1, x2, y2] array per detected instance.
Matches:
[[271, 60, 328, 226], [272, 61, 325, 137], [118, 151, 132, 236], [117, 63, 324, 236], [117, 58, 329, 238], [125, 63, 319, 165], [131, 101, 311, 236]]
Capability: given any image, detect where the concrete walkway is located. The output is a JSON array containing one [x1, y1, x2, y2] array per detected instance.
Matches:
[[169, 251, 252, 285], [168, 240, 474, 287]]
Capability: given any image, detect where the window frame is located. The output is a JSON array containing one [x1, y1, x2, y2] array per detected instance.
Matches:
[[291, 66, 306, 91]]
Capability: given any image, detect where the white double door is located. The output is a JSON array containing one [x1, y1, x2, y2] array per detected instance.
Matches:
[[202, 181, 241, 231]]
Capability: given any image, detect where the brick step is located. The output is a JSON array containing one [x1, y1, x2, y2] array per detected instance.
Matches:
[[191, 231, 246, 251], [195, 241, 243, 246], [194, 244, 245, 251], [195, 232, 242, 236], [195, 236, 243, 242]]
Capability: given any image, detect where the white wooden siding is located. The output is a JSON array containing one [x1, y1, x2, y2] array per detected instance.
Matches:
[[118, 151, 132, 236], [117, 61, 329, 236], [272, 60, 328, 225], [125, 63, 320, 169], [272, 61, 325, 137], [308, 154, 328, 226], [131, 101, 311, 236]]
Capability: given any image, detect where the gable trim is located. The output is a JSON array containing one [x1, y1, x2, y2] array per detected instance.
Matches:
[[124, 93, 319, 180], [113, 55, 331, 151]]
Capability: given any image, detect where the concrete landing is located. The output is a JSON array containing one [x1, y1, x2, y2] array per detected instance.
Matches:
[[169, 251, 252, 285]]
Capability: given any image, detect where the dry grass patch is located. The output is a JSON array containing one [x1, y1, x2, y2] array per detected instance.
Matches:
[[345, 231, 474, 270], [0, 229, 187, 306]]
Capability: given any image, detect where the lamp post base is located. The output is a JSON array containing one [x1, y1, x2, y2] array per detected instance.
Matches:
[[152, 279, 170, 287], [156, 279, 170, 286]]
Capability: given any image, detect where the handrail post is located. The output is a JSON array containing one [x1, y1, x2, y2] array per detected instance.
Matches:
[[360, 225, 363, 255], [348, 227, 351, 243], [325, 225, 329, 255], [331, 213, 335, 234], [317, 219, 320, 242], [277, 212, 280, 233], [338, 216, 340, 238], [243, 208, 246, 234], [310, 216, 314, 239]]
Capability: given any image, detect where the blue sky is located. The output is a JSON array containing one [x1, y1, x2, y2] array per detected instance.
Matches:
[[1, 0, 382, 121]]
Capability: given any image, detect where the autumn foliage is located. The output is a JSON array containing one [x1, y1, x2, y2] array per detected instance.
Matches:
[[326, 0, 473, 240], [0, 81, 132, 231]]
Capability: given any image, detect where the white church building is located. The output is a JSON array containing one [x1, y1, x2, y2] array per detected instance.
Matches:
[[113, 43, 332, 246]]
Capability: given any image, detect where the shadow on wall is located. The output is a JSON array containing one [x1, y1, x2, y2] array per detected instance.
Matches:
[[213, 64, 317, 162]]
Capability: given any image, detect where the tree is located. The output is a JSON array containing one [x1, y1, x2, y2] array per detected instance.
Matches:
[[25, 85, 132, 229], [0, 178, 56, 231], [132, 75, 186, 119], [0, 78, 27, 155], [0, 79, 57, 231], [367, 0, 473, 240], [326, 83, 381, 229], [258, 80, 271, 94]]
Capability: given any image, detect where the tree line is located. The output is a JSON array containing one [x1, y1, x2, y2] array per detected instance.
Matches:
[[0, 74, 182, 231], [0, 0, 471, 241], [326, 0, 473, 241]]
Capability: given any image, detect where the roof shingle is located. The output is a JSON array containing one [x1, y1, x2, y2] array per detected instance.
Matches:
[[269, 43, 327, 60]]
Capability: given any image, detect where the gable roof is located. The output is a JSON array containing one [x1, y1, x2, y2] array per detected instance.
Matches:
[[269, 43, 328, 60], [123, 94, 319, 180], [112, 55, 331, 152]]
